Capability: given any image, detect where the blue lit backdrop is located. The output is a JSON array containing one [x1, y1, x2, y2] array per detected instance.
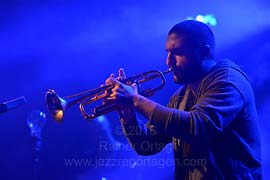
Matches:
[[0, 1, 269, 180]]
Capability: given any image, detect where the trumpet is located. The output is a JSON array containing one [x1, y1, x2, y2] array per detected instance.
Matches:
[[45, 68, 173, 122]]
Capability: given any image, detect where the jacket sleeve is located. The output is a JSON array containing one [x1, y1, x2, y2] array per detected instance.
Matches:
[[119, 92, 180, 156], [121, 116, 172, 155]]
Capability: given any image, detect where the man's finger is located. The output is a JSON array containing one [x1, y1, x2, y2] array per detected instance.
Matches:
[[118, 68, 126, 80], [105, 74, 116, 85]]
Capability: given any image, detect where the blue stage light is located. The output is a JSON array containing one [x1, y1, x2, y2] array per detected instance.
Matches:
[[187, 14, 217, 27], [195, 14, 204, 22]]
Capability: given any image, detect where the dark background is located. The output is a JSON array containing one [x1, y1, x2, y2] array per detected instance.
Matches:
[[0, 1, 269, 179]]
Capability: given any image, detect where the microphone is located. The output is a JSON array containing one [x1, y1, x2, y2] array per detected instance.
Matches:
[[0, 96, 27, 114]]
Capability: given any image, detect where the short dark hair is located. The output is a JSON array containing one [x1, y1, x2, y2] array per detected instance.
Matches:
[[168, 20, 215, 57]]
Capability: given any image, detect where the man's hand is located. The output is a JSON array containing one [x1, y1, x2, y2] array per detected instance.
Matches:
[[105, 68, 138, 122], [105, 68, 138, 105]]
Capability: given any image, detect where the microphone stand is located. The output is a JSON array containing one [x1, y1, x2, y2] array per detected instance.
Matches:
[[27, 110, 46, 180]]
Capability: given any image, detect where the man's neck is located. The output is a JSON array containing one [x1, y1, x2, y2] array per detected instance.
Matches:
[[189, 59, 216, 95], [202, 59, 216, 75]]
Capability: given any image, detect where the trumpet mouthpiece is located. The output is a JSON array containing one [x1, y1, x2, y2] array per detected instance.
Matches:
[[168, 67, 174, 72]]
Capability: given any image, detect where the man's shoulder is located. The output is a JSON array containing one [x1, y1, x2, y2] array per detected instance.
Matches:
[[204, 59, 249, 83], [200, 59, 254, 101]]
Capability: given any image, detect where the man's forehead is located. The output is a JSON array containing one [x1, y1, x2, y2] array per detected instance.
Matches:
[[166, 33, 185, 49], [167, 33, 182, 40]]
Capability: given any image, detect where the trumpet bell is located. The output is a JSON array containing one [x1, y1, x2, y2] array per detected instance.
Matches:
[[45, 89, 67, 122]]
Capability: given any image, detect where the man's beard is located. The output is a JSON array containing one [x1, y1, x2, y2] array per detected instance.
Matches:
[[173, 67, 198, 84], [172, 68, 185, 84]]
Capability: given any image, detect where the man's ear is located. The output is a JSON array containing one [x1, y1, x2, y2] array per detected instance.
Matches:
[[200, 45, 211, 59]]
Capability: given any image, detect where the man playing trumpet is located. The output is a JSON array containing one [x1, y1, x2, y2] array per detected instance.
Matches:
[[105, 20, 261, 180]]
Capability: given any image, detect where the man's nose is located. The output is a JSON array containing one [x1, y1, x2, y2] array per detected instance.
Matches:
[[166, 52, 175, 66]]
